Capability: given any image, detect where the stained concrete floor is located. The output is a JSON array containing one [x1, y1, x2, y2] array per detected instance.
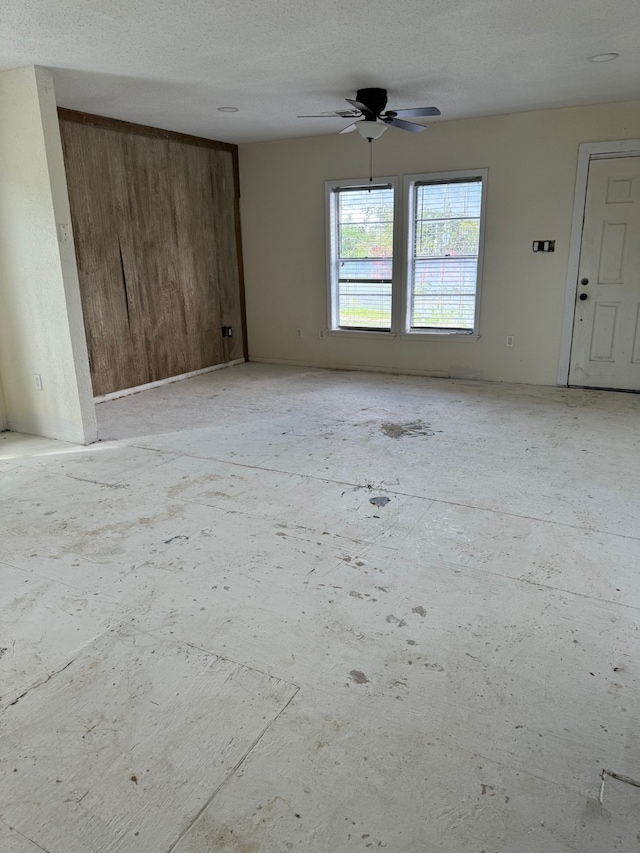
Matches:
[[1, 363, 640, 852]]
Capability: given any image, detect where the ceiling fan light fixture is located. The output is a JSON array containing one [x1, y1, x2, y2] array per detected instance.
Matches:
[[355, 120, 388, 140]]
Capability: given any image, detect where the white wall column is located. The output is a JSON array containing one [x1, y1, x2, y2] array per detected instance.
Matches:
[[0, 65, 96, 443]]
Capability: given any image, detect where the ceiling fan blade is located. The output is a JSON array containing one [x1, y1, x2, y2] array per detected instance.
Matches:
[[339, 123, 359, 134], [345, 98, 370, 114], [383, 117, 426, 133], [386, 106, 441, 118], [298, 109, 359, 119]]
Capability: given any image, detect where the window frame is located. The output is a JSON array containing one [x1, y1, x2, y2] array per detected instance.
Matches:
[[402, 169, 487, 338], [325, 176, 402, 337]]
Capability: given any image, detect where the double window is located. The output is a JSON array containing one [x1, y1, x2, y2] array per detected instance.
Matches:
[[326, 170, 487, 336]]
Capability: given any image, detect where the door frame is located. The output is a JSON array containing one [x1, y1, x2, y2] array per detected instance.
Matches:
[[557, 138, 640, 386]]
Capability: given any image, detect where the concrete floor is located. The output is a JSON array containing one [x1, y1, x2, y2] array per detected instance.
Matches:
[[1, 363, 640, 852]]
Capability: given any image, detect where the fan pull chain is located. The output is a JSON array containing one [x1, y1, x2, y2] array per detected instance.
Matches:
[[368, 139, 373, 184]]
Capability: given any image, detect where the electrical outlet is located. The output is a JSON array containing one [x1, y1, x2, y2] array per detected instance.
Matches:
[[34, 374, 43, 390], [532, 240, 555, 253], [506, 335, 514, 348], [319, 329, 326, 339], [296, 329, 303, 338]]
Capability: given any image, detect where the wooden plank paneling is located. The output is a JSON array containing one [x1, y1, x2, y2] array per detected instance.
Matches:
[[118, 133, 186, 384], [168, 140, 224, 375], [210, 149, 244, 362], [232, 147, 250, 361], [59, 115, 245, 396], [60, 122, 148, 394], [57, 107, 236, 153], [106, 129, 153, 386]]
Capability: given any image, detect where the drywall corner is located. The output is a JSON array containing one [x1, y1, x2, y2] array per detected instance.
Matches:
[[35, 66, 97, 442], [0, 65, 97, 444]]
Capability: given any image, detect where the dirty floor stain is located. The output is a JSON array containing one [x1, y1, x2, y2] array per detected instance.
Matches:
[[380, 421, 436, 438]]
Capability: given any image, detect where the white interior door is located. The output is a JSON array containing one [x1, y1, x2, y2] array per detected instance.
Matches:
[[569, 156, 640, 390]]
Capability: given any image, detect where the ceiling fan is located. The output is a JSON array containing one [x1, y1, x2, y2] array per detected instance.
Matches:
[[298, 87, 441, 139]]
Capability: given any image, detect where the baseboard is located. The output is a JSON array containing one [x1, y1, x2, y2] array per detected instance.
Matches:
[[94, 359, 246, 403], [247, 355, 450, 379]]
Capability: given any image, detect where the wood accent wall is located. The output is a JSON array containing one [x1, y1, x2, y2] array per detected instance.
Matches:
[[59, 109, 247, 397]]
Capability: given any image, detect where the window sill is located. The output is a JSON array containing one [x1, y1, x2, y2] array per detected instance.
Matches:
[[399, 331, 480, 342], [327, 328, 395, 340], [327, 329, 480, 342]]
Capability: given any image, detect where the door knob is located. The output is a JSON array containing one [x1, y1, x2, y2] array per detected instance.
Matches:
[[580, 277, 589, 285], [579, 293, 588, 301]]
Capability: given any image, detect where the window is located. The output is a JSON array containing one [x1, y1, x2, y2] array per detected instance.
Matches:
[[406, 170, 487, 335], [325, 170, 486, 337], [326, 178, 399, 332]]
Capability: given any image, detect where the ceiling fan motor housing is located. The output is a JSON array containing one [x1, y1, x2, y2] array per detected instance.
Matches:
[[356, 88, 388, 117]]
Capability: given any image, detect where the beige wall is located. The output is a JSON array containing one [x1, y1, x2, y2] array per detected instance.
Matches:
[[239, 100, 640, 385], [0, 375, 6, 431], [0, 66, 96, 443]]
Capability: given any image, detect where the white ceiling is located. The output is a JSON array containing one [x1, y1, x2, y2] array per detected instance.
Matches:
[[2, 0, 638, 144]]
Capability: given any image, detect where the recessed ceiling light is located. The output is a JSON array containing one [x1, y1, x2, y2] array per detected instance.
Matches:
[[589, 53, 619, 62], [217, 106, 239, 112]]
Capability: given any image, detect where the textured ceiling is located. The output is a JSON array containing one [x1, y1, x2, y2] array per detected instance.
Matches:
[[1, 0, 638, 143]]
